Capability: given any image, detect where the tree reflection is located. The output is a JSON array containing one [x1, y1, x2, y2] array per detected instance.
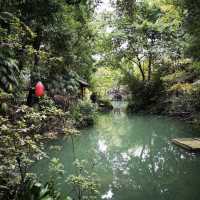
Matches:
[[32, 114, 200, 200], [94, 115, 200, 200]]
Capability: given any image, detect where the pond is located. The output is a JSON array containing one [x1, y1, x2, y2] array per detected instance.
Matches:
[[33, 104, 200, 200]]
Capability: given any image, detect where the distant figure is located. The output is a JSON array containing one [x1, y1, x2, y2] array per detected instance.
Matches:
[[27, 88, 39, 106], [90, 92, 97, 103]]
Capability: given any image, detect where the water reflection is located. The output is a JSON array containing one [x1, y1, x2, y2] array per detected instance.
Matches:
[[92, 114, 200, 200], [98, 139, 108, 153], [102, 187, 113, 199], [33, 113, 200, 200]]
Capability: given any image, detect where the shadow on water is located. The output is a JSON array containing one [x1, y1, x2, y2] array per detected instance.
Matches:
[[32, 103, 200, 200]]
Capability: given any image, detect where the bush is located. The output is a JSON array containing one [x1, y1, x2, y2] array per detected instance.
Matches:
[[66, 159, 100, 200], [0, 101, 77, 199], [71, 100, 96, 128], [98, 98, 113, 112], [127, 73, 164, 113], [0, 114, 47, 199], [17, 178, 63, 200]]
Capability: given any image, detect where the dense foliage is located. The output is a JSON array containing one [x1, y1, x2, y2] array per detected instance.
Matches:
[[182, 0, 200, 60], [1, 0, 200, 199], [0, 0, 96, 93], [92, 0, 200, 122], [0, 0, 99, 199]]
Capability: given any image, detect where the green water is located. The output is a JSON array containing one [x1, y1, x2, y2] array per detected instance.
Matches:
[[33, 111, 200, 200]]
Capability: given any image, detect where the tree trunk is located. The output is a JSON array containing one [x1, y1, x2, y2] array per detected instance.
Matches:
[[31, 26, 42, 85], [135, 55, 145, 81], [147, 53, 152, 81], [137, 61, 145, 81], [27, 26, 42, 106]]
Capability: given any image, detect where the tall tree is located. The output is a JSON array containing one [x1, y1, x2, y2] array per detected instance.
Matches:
[[111, 0, 184, 81], [182, 0, 200, 60], [0, 0, 97, 94]]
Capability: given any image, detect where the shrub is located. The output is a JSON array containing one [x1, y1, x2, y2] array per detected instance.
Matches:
[[127, 73, 164, 113], [97, 98, 113, 112], [17, 178, 63, 200], [71, 100, 96, 128], [0, 115, 47, 199], [66, 159, 100, 200]]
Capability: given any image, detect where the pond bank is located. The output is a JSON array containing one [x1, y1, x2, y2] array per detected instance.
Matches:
[[127, 102, 200, 129]]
